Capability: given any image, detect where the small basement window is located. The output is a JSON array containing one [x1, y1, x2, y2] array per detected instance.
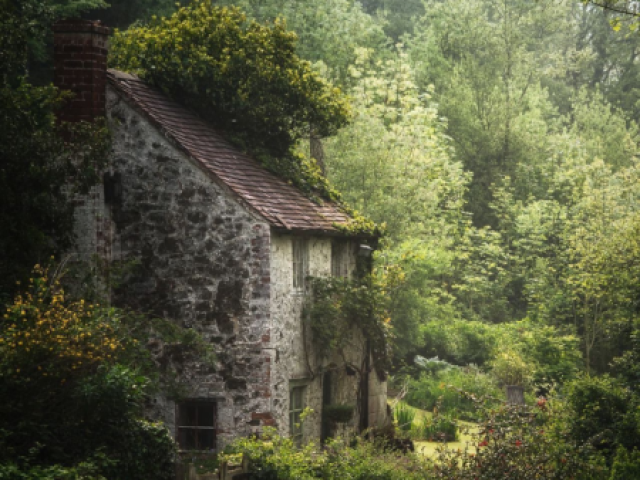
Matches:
[[292, 238, 308, 290], [289, 386, 306, 447], [177, 401, 216, 451]]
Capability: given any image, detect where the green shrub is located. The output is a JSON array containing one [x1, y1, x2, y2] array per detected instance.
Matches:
[[0, 267, 176, 479], [228, 429, 427, 480], [394, 402, 416, 432], [561, 374, 640, 465], [110, 3, 349, 200], [420, 319, 497, 366], [0, 460, 105, 479], [489, 349, 532, 387], [406, 367, 501, 421], [420, 415, 459, 442], [227, 399, 607, 479], [610, 446, 640, 480], [418, 319, 582, 391], [433, 397, 607, 479]]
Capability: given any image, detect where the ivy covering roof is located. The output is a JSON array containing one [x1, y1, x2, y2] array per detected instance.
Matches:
[[107, 68, 361, 235]]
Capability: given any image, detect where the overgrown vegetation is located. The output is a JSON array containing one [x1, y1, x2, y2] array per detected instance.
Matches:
[[0, 266, 177, 478], [304, 268, 401, 376], [7, 0, 640, 477], [218, 394, 608, 479]]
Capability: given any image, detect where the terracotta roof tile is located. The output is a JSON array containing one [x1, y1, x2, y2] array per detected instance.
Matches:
[[107, 69, 356, 234]]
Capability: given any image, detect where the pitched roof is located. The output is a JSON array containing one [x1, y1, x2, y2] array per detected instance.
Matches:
[[107, 69, 355, 235]]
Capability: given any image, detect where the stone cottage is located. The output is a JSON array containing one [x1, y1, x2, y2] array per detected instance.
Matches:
[[53, 19, 387, 452]]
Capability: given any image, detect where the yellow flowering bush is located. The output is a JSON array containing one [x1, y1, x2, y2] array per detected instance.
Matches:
[[0, 266, 176, 479], [0, 265, 123, 382]]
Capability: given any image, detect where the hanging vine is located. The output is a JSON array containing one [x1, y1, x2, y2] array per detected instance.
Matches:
[[302, 263, 405, 379]]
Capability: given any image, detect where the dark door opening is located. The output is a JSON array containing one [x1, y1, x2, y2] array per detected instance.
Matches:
[[321, 371, 332, 443]]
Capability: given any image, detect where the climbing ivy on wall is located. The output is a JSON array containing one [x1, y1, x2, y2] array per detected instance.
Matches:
[[304, 264, 405, 377]]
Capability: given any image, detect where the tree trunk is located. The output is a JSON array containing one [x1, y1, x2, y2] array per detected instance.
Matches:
[[310, 130, 325, 175]]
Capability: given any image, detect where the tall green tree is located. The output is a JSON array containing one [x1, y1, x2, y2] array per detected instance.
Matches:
[[324, 48, 470, 358], [213, 0, 389, 85], [409, 0, 570, 226]]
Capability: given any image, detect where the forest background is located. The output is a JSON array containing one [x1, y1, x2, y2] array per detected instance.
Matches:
[[5, 0, 640, 478]]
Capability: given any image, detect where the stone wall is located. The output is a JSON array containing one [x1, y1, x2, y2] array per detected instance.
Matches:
[[269, 234, 382, 443], [73, 86, 274, 451]]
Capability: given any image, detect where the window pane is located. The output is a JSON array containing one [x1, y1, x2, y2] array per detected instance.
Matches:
[[179, 404, 198, 427], [177, 401, 217, 450], [198, 405, 214, 427], [332, 242, 350, 278], [179, 428, 197, 450], [198, 429, 215, 450], [292, 239, 307, 289], [291, 387, 303, 410]]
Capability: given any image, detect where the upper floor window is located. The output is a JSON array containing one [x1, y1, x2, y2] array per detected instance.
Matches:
[[176, 401, 216, 450], [331, 241, 350, 278], [292, 238, 308, 290]]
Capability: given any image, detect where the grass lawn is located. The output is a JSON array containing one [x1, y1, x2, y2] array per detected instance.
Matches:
[[392, 402, 479, 458]]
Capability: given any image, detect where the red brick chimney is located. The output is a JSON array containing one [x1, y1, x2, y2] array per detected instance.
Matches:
[[53, 19, 110, 122]]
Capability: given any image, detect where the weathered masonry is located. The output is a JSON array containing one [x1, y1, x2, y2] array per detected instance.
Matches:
[[54, 19, 388, 453]]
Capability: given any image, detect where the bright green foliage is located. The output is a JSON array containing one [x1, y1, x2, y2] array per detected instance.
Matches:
[[110, 3, 350, 195], [227, 430, 428, 480], [213, 0, 389, 85], [409, 0, 567, 226], [325, 47, 468, 240], [323, 48, 468, 356], [610, 446, 640, 480], [393, 401, 416, 432], [226, 400, 605, 479], [406, 366, 501, 421], [419, 414, 458, 442], [490, 350, 531, 388]]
